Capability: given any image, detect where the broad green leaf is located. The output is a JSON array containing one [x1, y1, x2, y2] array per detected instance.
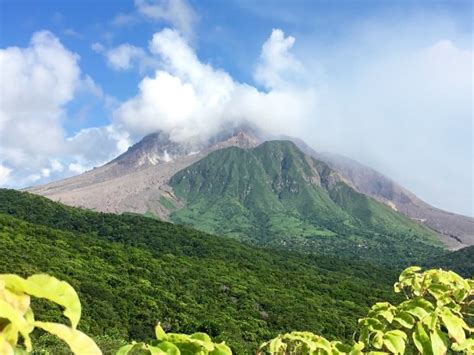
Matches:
[[190, 332, 212, 342], [393, 312, 415, 329], [0, 336, 14, 355], [369, 302, 395, 322], [430, 329, 448, 355], [359, 317, 384, 332], [451, 337, 474, 353], [116, 342, 155, 355], [2, 324, 19, 348], [383, 330, 406, 354], [115, 343, 135, 355], [0, 299, 32, 352], [155, 324, 168, 341], [0, 275, 28, 295], [401, 298, 433, 320], [427, 284, 450, 300], [370, 303, 394, 312], [439, 308, 467, 343], [145, 344, 168, 355], [34, 321, 101, 355], [1, 274, 82, 329], [412, 322, 433, 355], [351, 341, 365, 351], [0, 281, 30, 316], [372, 331, 384, 349], [210, 342, 232, 355], [156, 341, 181, 355], [268, 337, 284, 353], [26, 275, 81, 328], [399, 266, 422, 281]]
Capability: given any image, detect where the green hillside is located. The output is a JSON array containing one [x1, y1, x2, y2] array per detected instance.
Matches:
[[0, 189, 396, 353], [425, 245, 474, 278], [170, 140, 444, 266]]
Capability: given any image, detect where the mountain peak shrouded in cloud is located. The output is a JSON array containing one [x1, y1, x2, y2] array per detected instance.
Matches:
[[0, 0, 472, 216], [114, 27, 316, 144]]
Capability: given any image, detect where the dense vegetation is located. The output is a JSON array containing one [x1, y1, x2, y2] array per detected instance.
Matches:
[[424, 246, 474, 278], [0, 189, 397, 353], [169, 141, 444, 266], [260, 267, 473, 354], [2, 268, 472, 354]]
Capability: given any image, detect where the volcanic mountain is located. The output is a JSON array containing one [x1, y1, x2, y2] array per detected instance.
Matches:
[[28, 127, 474, 251]]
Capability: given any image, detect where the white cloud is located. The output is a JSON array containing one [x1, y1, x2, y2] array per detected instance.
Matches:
[[68, 162, 88, 174], [114, 28, 316, 143], [93, 43, 157, 72], [41, 168, 51, 178], [111, 13, 139, 27], [135, 0, 197, 39], [0, 31, 126, 188], [0, 165, 12, 185], [104, 44, 146, 71], [91, 42, 105, 53], [292, 29, 473, 215], [254, 29, 305, 90], [0, 31, 79, 161], [67, 125, 131, 163], [64, 28, 83, 39], [50, 159, 64, 172]]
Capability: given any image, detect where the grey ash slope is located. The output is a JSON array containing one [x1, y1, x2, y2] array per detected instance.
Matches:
[[28, 128, 261, 219], [28, 127, 473, 249]]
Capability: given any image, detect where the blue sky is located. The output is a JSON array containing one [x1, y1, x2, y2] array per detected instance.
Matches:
[[0, 0, 472, 215]]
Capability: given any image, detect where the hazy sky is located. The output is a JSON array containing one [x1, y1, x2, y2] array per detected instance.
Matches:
[[0, 0, 472, 216]]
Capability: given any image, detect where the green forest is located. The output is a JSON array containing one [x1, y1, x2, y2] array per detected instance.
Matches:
[[0, 189, 396, 352], [0, 189, 472, 353]]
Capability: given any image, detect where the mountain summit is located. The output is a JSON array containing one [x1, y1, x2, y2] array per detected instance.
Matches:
[[110, 127, 262, 169]]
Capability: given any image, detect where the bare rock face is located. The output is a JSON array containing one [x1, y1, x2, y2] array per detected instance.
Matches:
[[28, 126, 473, 249]]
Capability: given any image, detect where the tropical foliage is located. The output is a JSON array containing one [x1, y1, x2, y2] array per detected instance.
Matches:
[[1, 268, 472, 354], [425, 246, 474, 278], [0, 274, 100, 354], [259, 267, 473, 354], [117, 324, 231, 355]]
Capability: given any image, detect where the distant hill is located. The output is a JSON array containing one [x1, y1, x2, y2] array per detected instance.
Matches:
[[169, 140, 444, 266], [0, 189, 396, 353]]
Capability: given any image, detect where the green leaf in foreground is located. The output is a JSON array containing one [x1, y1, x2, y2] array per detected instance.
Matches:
[[34, 321, 101, 354]]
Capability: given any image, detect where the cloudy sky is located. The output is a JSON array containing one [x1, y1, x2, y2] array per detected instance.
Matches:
[[0, 0, 472, 216]]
